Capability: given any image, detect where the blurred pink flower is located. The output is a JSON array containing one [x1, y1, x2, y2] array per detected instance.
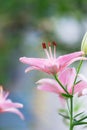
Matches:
[[77, 74, 87, 96], [36, 68, 87, 98], [19, 42, 86, 75], [0, 86, 24, 120]]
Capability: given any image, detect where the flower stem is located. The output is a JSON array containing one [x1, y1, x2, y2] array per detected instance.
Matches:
[[54, 75, 70, 95], [70, 97, 73, 130], [72, 60, 83, 94], [70, 60, 83, 130], [74, 60, 83, 84]]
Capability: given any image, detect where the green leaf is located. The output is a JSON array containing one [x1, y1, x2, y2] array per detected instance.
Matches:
[[77, 116, 87, 122], [59, 113, 70, 119], [61, 93, 73, 98], [59, 108, 67, 113], [74, 111, 85, 118], [73, 122, 87, 126]]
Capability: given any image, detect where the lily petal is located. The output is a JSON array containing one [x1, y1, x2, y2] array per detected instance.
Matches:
[[74, 81, 87, 94], [4, 108, 24, 120], [36, 78, 63, 94], [0, 86, 24, 120], [19, 57, 45, 67], [59, 68, 76, 92], [58, 51, 84, 66]]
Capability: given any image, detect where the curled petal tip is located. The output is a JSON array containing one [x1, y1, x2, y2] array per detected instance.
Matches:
[[19, 104, 23, 108], [25, 68, 29, 73], [19, 57, 24, 61], [37, 86, 41, 90], [18, 111, 24, 120], [35, 81, 39, 84], [19, 57, 28, 62], [25, 70, 28, 73]]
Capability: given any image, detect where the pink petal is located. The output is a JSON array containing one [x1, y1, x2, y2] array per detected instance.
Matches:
[[58, 51, 84, 65], [1, 100, 23, 109], [65, 57, 87, 67], [78, 74, 87, 82], [74, 81, 87, 94], [82, 88, 87, 95], [57, 51, 85, 71], [19, 57, 46, 67], [3, 108, 24, 120], [58, 68, 76, 92], [25, 66, 46, 73], [20, 57, 51, 73], [66, 68, 76, 92], [0, 86, 24, 120], [36, 78, 63, 94]]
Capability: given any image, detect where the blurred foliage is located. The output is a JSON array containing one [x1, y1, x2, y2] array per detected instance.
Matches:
[[0, 0, 87, 17], [0, 0, 87, 85]]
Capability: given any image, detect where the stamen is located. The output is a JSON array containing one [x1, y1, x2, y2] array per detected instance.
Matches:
[[42, 43, 50, 59], [48, 42, 53, 59], [0, 86, 3, 94], [42, 43, 46, 49], [0, 86, 3, 99], [48, 42, 51, 46], [52, 41, 56, 58], [52, 41, 57, 46]]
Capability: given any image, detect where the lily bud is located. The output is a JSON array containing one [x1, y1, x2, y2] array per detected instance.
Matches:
[[81, 32, 87, 55]]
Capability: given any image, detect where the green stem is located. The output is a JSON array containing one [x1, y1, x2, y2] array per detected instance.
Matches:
[[70, 97, 73, 130], [70, 60, 83, 130], [74, 60, 83, 84], [66, 100, 70, 114], [54, 75, 70, 95], [72, 60, 83, 94]]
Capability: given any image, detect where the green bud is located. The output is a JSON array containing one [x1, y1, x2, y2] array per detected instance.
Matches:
[[81, 32, 87, 55]]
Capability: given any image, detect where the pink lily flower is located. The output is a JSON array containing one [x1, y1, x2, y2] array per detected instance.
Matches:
[[19, 42, 86, 75], [36, 68, 87, 98], [0, 86, 24, 120]]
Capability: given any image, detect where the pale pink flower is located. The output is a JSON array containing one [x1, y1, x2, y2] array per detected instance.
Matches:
[[77, 74, 87, 96], [0, 86, 24, 120], [19, 42, 86, 75], [36, 68, 87, 98]]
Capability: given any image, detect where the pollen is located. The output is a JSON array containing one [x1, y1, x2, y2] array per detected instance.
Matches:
[[48, 42, 51, 46], [52, 41, 57, 46], [42, 43, 46, 49]]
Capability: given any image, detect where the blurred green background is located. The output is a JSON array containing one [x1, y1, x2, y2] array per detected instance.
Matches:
[[0, 0, 87, 130]]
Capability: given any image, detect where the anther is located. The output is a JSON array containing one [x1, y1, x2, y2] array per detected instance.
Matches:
[[48, 42, 51, 47], [52, 41, 57, 46], [42, 43, 46, 49]]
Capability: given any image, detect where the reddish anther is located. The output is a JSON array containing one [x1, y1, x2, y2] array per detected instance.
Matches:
[[48, 42, 51, 46], [52, 41, 57, 46], [42, 43, 46, 49]]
